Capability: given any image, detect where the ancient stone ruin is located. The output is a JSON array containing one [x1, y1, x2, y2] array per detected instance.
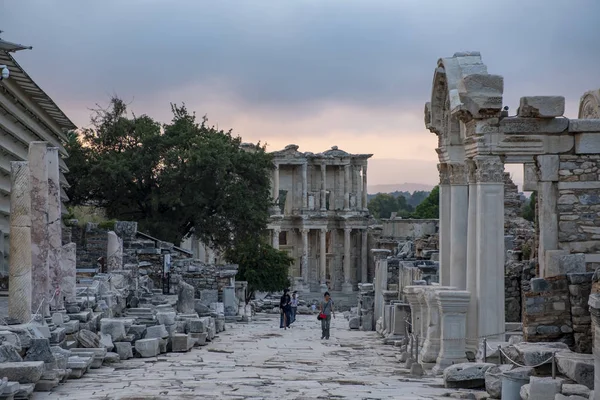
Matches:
[[0, 142, 252, 397]]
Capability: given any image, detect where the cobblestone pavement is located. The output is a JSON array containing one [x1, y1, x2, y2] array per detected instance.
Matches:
[[35, 313, 454, 400]]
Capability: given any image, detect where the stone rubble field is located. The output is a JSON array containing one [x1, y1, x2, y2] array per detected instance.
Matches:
[[33, 314, 457, 400]]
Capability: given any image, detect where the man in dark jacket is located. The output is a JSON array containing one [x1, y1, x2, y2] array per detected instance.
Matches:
[[279, 288, 292, 329]]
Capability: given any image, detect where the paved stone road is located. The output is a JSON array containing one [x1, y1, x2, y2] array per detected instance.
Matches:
[[35, 314, 455, 400]]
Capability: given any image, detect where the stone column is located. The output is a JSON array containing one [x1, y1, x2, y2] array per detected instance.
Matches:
[[320, 163, 327, 211], [272, 227, 281, 250], [438, 163, 452, 286], [587, 294, 600, 398], [433, 290, 470, 374], [61, 243, 76, 304], [46, 148, 63, 310], [474, 155, 505, 340], [374, 249, 392, 325], [8, 161, 32, 324], [355, 165, 362, 210], [536, 155, 559, 277], [29, 141, 50, 317], [362, 165, 368, 211], [361, 229, 368, 283], [301, 228, 309, 286], [404, 286, 424, 338], [319, 228, 327, 291], [301, 163, 308, 209], [342, 228, 352, 294], [448, 163, 468, 290], [107, 231, 123, 271], [420, 287, 454, 364], [465, 160, 479, 353], [343, 164, 350, 211], [272, 163, 280, 214]]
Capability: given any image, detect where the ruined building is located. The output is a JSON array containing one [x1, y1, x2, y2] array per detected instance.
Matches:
[[266, 144, 373, 295]]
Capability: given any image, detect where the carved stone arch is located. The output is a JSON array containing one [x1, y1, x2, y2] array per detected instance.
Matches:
[[578, 89, 600, 119]]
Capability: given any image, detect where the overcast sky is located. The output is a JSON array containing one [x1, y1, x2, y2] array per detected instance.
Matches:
[[2, 0, 599, 189]]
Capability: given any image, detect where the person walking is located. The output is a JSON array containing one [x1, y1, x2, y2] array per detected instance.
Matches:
[[279, 288, 292, 329], [290, 291, 299, 325], [319, 291, 335, 339]]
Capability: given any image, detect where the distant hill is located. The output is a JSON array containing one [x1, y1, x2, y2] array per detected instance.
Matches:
[[368, 183, 435, 194]]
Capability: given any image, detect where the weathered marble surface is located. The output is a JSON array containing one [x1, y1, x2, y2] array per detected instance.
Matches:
[[47, 148, 63, 310], [60, 243, 77, 303], [35, 314, 454, 399], [29, 142, 50, 317], [8, 162, 32, 324], [106, 231, 123, 272]]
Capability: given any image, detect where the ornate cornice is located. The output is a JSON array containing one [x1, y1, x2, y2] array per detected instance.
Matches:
[[474, 156, 504, 183]]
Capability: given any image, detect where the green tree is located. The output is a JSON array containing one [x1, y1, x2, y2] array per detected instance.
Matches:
[[65, 98, 274, 248], [521, 191, 537, 222], [368, 193, 414, 219], [225, 236, 294, 302], [411, 186, 439, 219]]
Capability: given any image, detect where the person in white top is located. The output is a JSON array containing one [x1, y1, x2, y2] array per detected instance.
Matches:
[[290, 291, 299, 325]]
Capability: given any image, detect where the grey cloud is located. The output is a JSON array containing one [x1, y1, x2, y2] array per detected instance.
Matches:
[[1, 0, 599, 122]]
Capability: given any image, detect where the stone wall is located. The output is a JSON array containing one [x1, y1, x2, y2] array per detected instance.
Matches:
[[557, 154, 600, 266], [70, 222, 110, 271], [522, 272, 593, 353]]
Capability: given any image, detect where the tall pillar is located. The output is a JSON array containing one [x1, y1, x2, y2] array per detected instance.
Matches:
[[342, 228, 352, 293], [361, 229, 368, 283], [8, 161, 32, 324], [465, 160, 479, 353], [61, 243, 77, 304], [29, 141, 50, 317], [474, 155, 505, 340], [320, 163, 327, 211], [319, 228, 327, 292], [536, 155, 559, 277], [272, 227, 281, 250], [272, 163, 280, 214], [438, 163, 452, 286], [47, 148, 63, 310], [301, 163, 308, 209], [355, 165, 362, 210], [362, 165, 368, 211], [301, 229, 309, 285], [343, 164, 350, 211], [448, 163, 468, 290]]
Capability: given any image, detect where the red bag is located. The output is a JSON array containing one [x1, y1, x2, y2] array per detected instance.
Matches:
[[318, 312, 327, 320]]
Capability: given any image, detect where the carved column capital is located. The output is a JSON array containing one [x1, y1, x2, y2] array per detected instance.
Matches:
[[448, 163, 468, 185], [300, 228, 309, 235], [344, 227, 352, 234], [466, 160, 477, 184], [437, 163, 450, 185], [474, 156, 504, 183], [273, 227, 281, 234]]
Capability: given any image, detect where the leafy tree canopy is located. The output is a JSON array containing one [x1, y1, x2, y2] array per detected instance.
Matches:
[[225, 236, 294, 302], [368, 193, 413, 219], [65, 97, 274, 248], [411, 186, 439, 219], [521, 191, 537, 222]]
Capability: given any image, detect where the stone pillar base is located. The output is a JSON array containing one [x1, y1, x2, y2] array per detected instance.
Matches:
[[341, 282, 353, 294], [434, 290, 470, 373]]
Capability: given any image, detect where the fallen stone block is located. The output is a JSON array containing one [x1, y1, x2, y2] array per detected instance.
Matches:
[[76, 329, 100, 348], [99, 333, 114, 351], [71, 348, 106, 369], [172, 334, 195, 352], [443, 362, 496, 389], [69, 311, 92, 322], [127, 325, 146, 341], [555, 351, 594, 389], [0, 343, 23, 363], [103, 352, 120, 364], [15, 383, 35, 399], [529, 376, 566, 400], [3, 380, 20, 396], [156, 312, 176, 326], [190, 332, 208, 346], [188, 319, 207, 334], [114, 342, 133, 360], [145, 324, 169, 339], [554, 394, 588, 400], [503, 342, 569, 372], [34, 378, 59, 392], [0, 331, 22, 350], [23, 338, 57, 369], [349, 316, 360, 330], [50, 327, 66, 344], [561, 384, 590, 398], [135, 338, 160, 358], [0, 362, 44, 384], [484, 364, 513, 398], [100, 319, 127, 341]]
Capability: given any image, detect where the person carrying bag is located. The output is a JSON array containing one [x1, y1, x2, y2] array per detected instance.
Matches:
[[318, 291, 335, 339]]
